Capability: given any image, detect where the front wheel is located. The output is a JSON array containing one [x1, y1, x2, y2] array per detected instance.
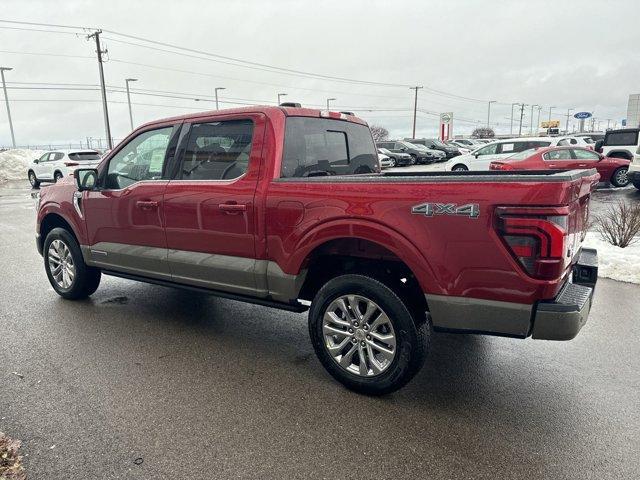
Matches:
[[43, 228, 101, 300], [452, 164, 468, 172], [309, 274, 430, 395], [611, 167, 629, 187]]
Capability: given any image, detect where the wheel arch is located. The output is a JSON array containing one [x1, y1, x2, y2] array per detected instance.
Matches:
[[38, 210, 82, 253], [606, 150, 633, 160]]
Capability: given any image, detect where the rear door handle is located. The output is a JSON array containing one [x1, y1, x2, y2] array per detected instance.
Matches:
[[578, 163, 588, 167], [219, 202, 247, 213], [136, 200, 159, 210]]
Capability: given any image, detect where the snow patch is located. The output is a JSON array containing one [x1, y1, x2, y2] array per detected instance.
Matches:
[[0, 149, 45, 182], [583, 232, 640, 284]]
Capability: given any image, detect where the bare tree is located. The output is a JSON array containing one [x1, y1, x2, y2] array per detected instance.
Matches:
[[471, 127, 495, 138], [370, 125, 389, 142], [595, 200, 640, 248]]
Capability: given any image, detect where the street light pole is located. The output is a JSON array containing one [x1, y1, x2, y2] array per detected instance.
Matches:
[[0, 67, 16, 147], [487, 100, 496, 129], [529, 104, 539, 135], [214, 87, 226, 110], [277, 93, 287, 105], [564, 108, 574, 134], [125, 78, 137, 131], [326, 97, 336, 110], [510, 103, 519, 135], [409, 86, 423, 139], [536, 106, 542, 135]]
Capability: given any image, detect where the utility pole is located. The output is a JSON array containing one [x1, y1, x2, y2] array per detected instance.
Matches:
[[125, 78, 137, 131], [326, 97, 336, 110], [529, 104, 539, 135], [536, 105, 542, 135], [606, 119, 611, 130], [410, 86, 423, 139], [1, 67, 16, 147], [564, 108, 574, 134], [87, 30, 112, 149], [518, 104, 527, 136], [277, 93, 287, 105], [215, 87, 226, 110]]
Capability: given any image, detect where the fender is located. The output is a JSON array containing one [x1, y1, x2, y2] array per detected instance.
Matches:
[[605, 149, 633, 160], [284, 218, 444, 295], [38, 199, 88, 247]]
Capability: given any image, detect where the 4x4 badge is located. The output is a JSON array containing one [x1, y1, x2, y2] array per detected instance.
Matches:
[[412, 202, 480, 218]]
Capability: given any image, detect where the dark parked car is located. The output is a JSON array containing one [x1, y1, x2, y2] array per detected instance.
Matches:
[[405, 138, 460, 159], [377, 147, 413, 166], [377, 141, 439, 164]]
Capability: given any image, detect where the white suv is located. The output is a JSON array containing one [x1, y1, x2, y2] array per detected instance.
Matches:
[[445, 137, 575, 171], [28, 150, 102, 188], [595, 128, 640, 190]]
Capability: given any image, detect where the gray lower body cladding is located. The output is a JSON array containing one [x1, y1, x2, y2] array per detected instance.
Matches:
[[81, 242, 305, 303]]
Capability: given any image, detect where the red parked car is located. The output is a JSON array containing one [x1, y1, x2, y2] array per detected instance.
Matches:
[[490, 146, 630, 187], [35, 106, 599, 394]]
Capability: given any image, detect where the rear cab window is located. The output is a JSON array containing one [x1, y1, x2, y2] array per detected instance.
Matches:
[[604, 130, 639, 146], [281, 117, 378, 177], [68, 151, 101, 161]]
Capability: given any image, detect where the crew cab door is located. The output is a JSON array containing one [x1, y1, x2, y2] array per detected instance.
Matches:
[[81, 123, 181, 280], [162, 113, 266, 296]]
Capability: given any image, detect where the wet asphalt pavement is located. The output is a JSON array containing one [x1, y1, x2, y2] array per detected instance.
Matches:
[[1, 180, 639, 479]]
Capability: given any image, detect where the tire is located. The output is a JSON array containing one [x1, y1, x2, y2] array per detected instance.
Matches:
[[54, 171, 63, 182], [309, 274, 430, 395], [28, 170, 40, 188], [43, 227, 101, 300], [452, 164, 468, 172], [610, 167, 629, 187]]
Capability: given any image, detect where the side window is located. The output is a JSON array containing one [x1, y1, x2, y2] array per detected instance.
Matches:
[[180, 120, 254, 181], [605, 131, 638, 146], [106, 127, 174, 189], [476, 143, 498, 156], [572, 149, 600, 160], [281, 117, 378, 177], [544, 149, 572, 160], [557, 139, 569, 146], [499, 143, 516, 154], [54, 153, 64, 161], [39, 153, 51, 162], [570, 138, 578, 145]]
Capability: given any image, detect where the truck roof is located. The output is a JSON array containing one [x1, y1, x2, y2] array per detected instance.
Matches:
[[138, 105, 369, 130]]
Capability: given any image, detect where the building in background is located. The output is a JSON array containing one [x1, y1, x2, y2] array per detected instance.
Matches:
[[627, 94, 640, 128]]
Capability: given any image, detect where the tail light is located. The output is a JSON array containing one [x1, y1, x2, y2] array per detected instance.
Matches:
[[496, 206, 571, 280], [490, 162, 513, 170], [64, 161, 79, 167]]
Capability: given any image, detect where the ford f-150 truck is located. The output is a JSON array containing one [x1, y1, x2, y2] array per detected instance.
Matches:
[[35, 106, 599, 395]]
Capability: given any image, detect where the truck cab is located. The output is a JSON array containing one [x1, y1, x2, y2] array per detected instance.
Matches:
[[595, 128, 640, 189]]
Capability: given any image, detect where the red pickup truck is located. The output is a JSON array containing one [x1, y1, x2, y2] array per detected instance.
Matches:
[[35, 106, 599, 394]]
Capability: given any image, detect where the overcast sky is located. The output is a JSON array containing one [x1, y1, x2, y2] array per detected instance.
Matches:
[[1, 0, 639, 147]]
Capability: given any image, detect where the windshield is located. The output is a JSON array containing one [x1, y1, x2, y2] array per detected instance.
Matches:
[[68, 151, 101, 161], [506, 148, 536, 161], [430, 139, 447, 148], [583, 137, 594, 144], [401, 141, 427, 151]]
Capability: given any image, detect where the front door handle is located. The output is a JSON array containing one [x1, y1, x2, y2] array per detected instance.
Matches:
[[136, 200, 159, 210], [548, 163, 557, 168], [578, 163, 588, 167], [219, 202, 247, 213]]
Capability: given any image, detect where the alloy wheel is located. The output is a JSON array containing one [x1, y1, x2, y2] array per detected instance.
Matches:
[[48, 239, 75, 289], [615, 168, 629, 187], [322, 295, 396, 377]]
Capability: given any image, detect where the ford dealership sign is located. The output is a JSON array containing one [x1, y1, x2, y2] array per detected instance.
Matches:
[[574, 111, 592, 119]]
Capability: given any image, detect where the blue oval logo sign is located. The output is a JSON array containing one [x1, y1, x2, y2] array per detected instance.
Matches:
[[574, 111, 592, 119]]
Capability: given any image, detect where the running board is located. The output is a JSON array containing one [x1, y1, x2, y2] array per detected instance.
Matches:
[[101, 270, 308, 313]]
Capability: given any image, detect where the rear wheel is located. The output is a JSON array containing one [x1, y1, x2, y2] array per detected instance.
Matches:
[[611, 167, 629, 187], [309, 274, 430, 395], [28, 170, 40, 188], [44, 227, 101, 300], [54, 171, 63, 182], [452, 164, 468, 172]]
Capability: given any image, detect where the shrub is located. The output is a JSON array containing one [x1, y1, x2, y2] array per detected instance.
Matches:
[[0, 432, 26, 480], [594, 200, 640, 248]]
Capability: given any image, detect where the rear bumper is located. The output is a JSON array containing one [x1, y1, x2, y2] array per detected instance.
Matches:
[[426, 248, 598, 341], [531, 248, 598, 340]]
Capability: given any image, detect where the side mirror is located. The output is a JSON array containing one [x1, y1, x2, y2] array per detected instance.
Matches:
[[75, 168, 99, 191], [594, 139, 604, 153], [33, 159, 39, 164], [400, 147, 406, 152]]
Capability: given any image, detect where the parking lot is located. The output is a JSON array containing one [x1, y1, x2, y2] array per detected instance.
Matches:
[[1, 179, 639, 479]]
